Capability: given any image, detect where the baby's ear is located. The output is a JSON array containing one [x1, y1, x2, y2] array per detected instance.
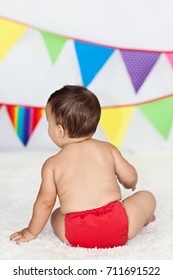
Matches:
[[57, 125, 65, 138]]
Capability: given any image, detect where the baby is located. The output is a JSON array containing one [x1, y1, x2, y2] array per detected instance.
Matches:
[[10, 85, 156, 248]]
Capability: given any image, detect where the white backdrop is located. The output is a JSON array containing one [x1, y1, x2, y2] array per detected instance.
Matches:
[[0, 0, 173, 151], [1, 0, 173, 50]]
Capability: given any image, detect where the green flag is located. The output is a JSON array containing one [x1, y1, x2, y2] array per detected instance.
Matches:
[[139, 96, 173, 139], [41, 31, 67, 64]]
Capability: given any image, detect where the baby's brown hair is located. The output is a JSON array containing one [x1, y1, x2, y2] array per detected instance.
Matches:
[[47, 85, 101, 138]]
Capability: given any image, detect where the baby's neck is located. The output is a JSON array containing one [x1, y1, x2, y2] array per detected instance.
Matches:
[[61, 136, 92, 148]]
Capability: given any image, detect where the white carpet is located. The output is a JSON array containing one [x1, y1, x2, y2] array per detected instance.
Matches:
[[0, 150, 173, 260]]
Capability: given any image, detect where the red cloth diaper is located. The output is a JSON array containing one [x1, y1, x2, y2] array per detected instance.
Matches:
[[65, 200, 128, 248]]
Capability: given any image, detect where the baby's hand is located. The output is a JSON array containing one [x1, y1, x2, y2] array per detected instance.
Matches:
[[10, 228, 37, 245], [131, 185, 136, 191]]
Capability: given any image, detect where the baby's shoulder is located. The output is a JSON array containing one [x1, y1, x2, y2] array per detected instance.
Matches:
[[41, 153, 60, 171], [92, 138, 116, 150], [93, 140, 122, 160]]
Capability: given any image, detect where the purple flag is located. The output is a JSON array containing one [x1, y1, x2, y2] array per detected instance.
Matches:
[[121, 50, 160, 93]]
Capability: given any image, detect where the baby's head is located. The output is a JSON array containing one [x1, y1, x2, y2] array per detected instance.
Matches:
[[46, 85, 101, 139]]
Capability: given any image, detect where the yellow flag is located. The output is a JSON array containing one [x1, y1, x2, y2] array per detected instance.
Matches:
[[0, 18, 27, 61], [100, 106, 134, 148]]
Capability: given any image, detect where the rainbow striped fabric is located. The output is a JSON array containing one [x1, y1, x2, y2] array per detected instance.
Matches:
[[6, 105, 44, 145]]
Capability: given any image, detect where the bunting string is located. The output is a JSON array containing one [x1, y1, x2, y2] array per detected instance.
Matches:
[[0, 17, 173, 147], [1, 17, 173, 92], [0, 94, 172, 146]]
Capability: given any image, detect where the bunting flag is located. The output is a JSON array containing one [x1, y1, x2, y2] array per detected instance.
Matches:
[[138, 96, 173, 139], [0, 17, 173, 94], [40, 31, 68, 64], [6, 105, 44, 145], [166, 52, 173, 68], [100, 106, 134, 148], [0, 18, 27, 61], [0, 96, 172, 147], [120, 50, 161, 93], [74, 41, 115, 86], [0, 17, 173, 149]]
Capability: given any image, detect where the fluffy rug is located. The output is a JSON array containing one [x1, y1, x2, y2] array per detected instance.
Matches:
[[1, 150, 173, 260]]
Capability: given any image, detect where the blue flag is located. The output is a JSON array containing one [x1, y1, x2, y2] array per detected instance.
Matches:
[[74, 41, 115, 86]]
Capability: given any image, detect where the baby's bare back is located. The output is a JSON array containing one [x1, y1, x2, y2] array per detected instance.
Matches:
[[52, 139, 122, 214]]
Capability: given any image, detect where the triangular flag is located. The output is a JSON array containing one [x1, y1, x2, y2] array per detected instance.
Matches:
[[120, 50, 160, 93], [0, 18, 27, 61], [100, 106, 134, 148], [138, 96, 173, 139], [165, 52, 173, 68], [74, 41, 115, 86], [7, 105, 44, 145], [41, 31, 67, 64]]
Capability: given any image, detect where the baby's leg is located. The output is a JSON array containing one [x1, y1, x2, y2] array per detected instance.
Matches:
[[51, 208, 71, 245], [122, 190, 156, 240]]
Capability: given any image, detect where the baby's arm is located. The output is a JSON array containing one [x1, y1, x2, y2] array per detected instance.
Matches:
[[10, 159, 57, 244], [111, 146, 138, 191]]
